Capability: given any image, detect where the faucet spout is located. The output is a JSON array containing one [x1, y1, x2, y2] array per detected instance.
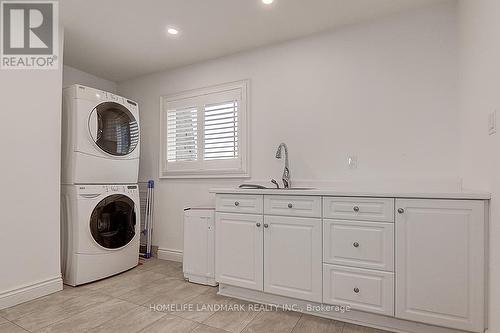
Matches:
[[275, 143, 290, 188]]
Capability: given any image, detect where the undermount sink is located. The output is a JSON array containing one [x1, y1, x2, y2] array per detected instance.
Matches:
[[238, 184, 315, 190]]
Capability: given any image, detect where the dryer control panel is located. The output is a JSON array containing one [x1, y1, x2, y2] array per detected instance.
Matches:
[[65, 85, 138, 112]]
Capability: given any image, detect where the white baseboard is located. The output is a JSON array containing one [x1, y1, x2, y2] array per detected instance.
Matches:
[[157, 248, 183, 262], [0, 276, 63, 310]]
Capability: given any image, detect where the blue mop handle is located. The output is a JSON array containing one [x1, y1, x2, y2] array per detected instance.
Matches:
[[148, 180, 154, 189]]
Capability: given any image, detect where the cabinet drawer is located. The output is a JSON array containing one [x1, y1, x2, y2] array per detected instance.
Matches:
[[216, 194, 263, 214], [323, 264, 394, 316], [323, 219, 394, 271], [264, 195, 321, 218], [323, 197, 394, 222]]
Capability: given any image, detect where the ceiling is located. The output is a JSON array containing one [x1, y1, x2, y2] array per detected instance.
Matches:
[[61, 0, 446, 82]]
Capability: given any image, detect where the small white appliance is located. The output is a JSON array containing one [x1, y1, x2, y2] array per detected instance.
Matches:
[[61, 184, 140, 286], [183, 207, 217, 286], [62, 85, 140, 184]]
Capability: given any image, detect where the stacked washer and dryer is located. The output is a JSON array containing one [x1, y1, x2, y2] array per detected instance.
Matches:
[[61, 85, 141, 286]]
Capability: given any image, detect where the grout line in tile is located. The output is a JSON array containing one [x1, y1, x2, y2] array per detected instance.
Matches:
[[192, 322, 233, 333], [289, 312, 303, 333], [238, 308, 263, 333], [6, 320, 32, 333], [8, 291, 106, 328], [1, 263, 379, 333], [339, 320, 346, 333], [91, 303, 167, 333], [24, 297, 134, 332], [107, 274, 176, 298]]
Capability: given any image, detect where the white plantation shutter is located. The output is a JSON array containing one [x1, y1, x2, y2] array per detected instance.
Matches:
[[166, 107, 197, 162], [160, 80, 249, 178], [204, 101, 238, 160]]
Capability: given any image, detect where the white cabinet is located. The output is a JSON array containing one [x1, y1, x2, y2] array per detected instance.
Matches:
[[323, 197, 394, 222], [323, 264, 394, 316], [183, 208, 217, 286], [214, 196, 322, 301], [213, 192, 488, 333], [264, 216, 322, 302], [323, 219, 394, 271], [264, 195, 321, 218], [395, 199, 485, 332], [215, 213, 263, 291], [216, 194, 263, 214]]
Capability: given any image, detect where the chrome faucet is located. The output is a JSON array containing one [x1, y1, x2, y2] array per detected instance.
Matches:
[[275, 142, 290, 188]]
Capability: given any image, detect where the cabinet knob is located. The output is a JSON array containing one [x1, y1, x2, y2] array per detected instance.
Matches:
[[256, 223, 261, 227], [288, 203, 293, 208], [234, 201, 240, 206], [398, 208, 404, 214], [353, 206, 360, 212], [353, 242, 360, 248], [354, 287, 360, 293], [264, 224, 269, 228]]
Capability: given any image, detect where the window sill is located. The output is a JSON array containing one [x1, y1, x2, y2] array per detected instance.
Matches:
[[159, 172, 250, 179]]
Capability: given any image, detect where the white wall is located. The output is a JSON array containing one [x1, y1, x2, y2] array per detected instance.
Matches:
[[118, 2, 460, 258], [63, 65, 117, 93], [458, 1, 500, 331], [0, 36, 64, 308]]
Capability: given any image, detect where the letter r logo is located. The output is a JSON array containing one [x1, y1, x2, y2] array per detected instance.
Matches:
[[2, 2, 53, 54]]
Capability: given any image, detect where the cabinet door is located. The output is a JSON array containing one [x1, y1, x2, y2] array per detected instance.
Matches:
[[264, 216, 322, 302], [395, 199, 485, 332], [215, 213, 263, 291], [183, 210, 211, 278]]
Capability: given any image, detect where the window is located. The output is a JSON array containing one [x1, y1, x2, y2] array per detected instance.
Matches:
[[160, 80, 249, 178]]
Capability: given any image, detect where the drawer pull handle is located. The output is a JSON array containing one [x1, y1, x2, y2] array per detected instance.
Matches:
[[353, 206, 360, 212], [256, 223, 261, 227], [353, 242, 360, 248], [354, 287, 360, 293], [234, 201, 240, 206], [398, 208, 404, 214], [287, 203, 293, 208], [264, 224, 269, 228]]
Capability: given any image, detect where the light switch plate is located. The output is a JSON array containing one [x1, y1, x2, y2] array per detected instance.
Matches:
[[488, 110, 496, 135], [348, 155, 358, 169]]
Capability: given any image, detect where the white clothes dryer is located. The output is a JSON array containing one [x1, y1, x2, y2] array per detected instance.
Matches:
[[62, 85, 140, 184]]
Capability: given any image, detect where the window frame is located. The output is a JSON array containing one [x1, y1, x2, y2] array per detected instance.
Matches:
[[159, 80, 250, 179]]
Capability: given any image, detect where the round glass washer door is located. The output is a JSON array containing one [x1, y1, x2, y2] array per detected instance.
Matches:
[[88, 102, 139, 156], [89, 194, 136, 249]]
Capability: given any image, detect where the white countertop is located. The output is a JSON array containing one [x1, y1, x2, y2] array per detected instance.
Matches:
[[209, 187, 490, 200]]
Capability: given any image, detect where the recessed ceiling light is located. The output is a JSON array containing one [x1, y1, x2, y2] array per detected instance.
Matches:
[[262, 0, 274, 4], [167, 27, 179, 36]]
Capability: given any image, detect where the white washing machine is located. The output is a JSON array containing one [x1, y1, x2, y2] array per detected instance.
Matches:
[[62, 85, 140, 184], [61, 184, 140, 286]]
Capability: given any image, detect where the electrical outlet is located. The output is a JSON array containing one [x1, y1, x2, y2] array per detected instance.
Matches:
[[488, 110, 497, 135], [348, 155, 358, 169]]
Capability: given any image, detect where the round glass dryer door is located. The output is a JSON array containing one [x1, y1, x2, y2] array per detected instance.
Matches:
[[88, 102, 139, 156], [89, 194, 136, 249]]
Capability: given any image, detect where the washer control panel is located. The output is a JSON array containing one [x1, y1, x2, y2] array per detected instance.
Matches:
[[103, 185, 138, 194], [77, 184, 138, 196]]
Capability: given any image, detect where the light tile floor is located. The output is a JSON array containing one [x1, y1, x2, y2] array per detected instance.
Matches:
[[0, 258, 393, 333]]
